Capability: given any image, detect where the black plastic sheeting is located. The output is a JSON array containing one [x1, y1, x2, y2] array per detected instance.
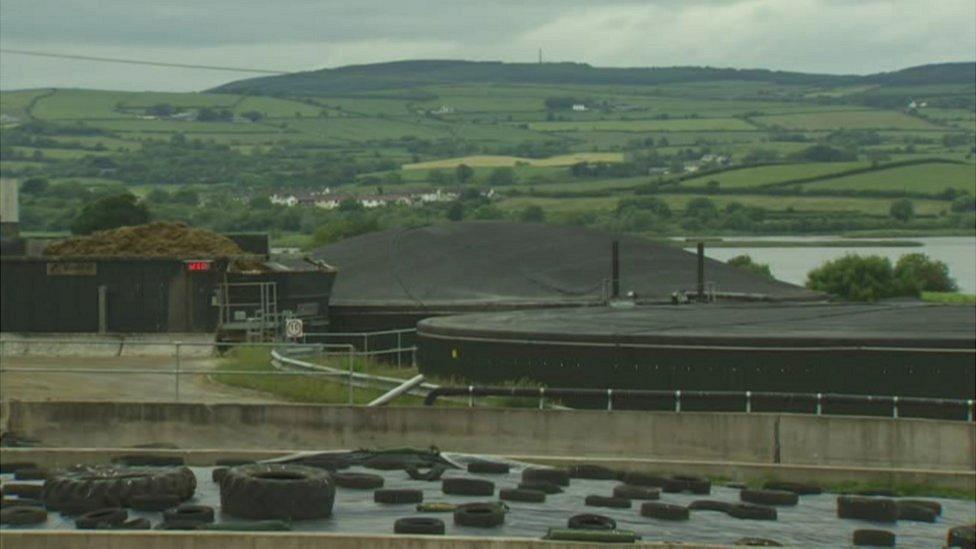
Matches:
[[3, 453, 975, 546], [312, 222, 821, 307]]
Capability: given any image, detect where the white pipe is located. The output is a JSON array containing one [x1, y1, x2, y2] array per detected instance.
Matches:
[[367, 374, 427, 407]]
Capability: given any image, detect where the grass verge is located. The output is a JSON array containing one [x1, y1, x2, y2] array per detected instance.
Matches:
[[922, 292, 976, 304]]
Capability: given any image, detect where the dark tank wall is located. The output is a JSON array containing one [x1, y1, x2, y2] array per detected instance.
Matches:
[[418, 334, 975, 416]]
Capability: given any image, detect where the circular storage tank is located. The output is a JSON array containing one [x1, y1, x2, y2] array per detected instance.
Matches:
[[417, 302, 976, 411], [311, 222, 821, 332]]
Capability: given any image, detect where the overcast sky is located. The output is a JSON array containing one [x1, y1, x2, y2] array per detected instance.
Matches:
[[1, 0, 974, 92]]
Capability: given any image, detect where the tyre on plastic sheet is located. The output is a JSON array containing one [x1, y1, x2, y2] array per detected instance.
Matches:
[[499, 488, 545, 503], [467, 461, 510, 474], [14, 468, 48, 481], [2, 483, 44, 499], [220, 464, 335, 520], [837, 496, 898, 523], [0, 505, 48, 525], [163, 504, 215, 524], [584, 495, 631, 509], [613, 484, 660, 500], [518, 481, 562, 494], [374, 489, 424, 504], [442, 477, 494, 496], [621, 472, 668, 487], [740, 489, 798, 506], [567, 513, 616, 531], [453, 502, 505, 528], [405, 465, 447, 481], [394, 517, 446, 535], [853, 529, 896, 547], [762, 481, 822, 495], [947, 525, 975, 548], [130, 493, 180, 511], [521, 467, 569, 486], [728, 503, 777, 521], [688, 500, 733, 513], [669, 475, 711, 494], [640, 502, 689, 521], [1, 497, 43, 508], [896, 502, 937, 522], [333, 472, 384, 490], [42, 466, 195, 510], [567, 464, 616, 480], [75, 507, 127, 529]]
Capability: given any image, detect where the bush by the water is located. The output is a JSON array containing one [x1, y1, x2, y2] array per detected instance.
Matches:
[[726, 255, 774, 280], [806, 253, 957, 301]]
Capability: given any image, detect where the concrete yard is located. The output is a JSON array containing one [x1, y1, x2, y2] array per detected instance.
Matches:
[[0, 355, 278, 403]]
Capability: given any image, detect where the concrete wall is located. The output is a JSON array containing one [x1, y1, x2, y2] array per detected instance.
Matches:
[[3, 401, 972, 472]]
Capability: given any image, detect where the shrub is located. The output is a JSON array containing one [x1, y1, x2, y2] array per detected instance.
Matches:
[[889, 199, 914, 222], [894, 253, 957, 294], [727, 255, 774, 280], [806, 253, 958, 300], [806, 255, 899, 301]]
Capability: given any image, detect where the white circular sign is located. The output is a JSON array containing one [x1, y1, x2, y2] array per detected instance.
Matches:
[[285, 318, 304, 339]]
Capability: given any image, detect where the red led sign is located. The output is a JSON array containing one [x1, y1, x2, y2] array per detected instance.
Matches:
[[185, 261, 212, 272]]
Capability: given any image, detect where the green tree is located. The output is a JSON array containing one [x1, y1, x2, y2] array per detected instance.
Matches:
[[616, 197, 671, 219], [146, 188, 171, 203], [455, 163, 474, 184], [685, 197, 717, 219], [519, 205, 546, 223], [241, 110, 264, 122], [889, 199, 915, 222], [338, 198, 364, 212], [249, 195, 273, 209], [20, 177, 49, 195], [806, 255, 898, 301], [726, 255, 774, 280], [894, 253, 957, 294], [487, 167, 517, 186], [70, 193, 150, 235]]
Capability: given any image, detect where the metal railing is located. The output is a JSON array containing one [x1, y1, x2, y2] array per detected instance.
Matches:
[[422, 386, 975, 421], [0, 336, 418, 405], [302, 329, 417, 367]]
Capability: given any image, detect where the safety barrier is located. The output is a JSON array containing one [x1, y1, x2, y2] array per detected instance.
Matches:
[[423, 386, 976, 421]]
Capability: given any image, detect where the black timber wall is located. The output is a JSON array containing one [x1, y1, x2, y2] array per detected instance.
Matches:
[[1, 257, 223, 333]]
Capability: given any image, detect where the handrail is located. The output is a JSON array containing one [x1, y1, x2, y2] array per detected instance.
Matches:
[[422, 386, 975, 421]]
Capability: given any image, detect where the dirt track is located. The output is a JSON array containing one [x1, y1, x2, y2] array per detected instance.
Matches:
[[0, 355, 279, 403]]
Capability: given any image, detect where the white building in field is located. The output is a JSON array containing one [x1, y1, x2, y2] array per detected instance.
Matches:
[[572, 104, 588, 112], [417, 189, 459, 203]]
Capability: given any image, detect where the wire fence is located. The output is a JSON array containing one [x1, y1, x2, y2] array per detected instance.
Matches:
[[0, 335, 418, 405]]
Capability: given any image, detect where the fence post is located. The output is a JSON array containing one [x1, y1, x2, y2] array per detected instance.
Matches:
[[538, 387, 545, 410], [968, 400, 973, 422], [468, 385, 474, 408], [174, 341, 182, 402], [745, 391, 751, 413], [347, 347, 354, 405], [675, 390, 681, 413], [816, 393, 822, 415], [606, 389, 613, 411], [892, 396, 899, 419]]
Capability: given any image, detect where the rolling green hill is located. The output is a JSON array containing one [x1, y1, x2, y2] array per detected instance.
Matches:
[[2, 60, 974, 239]]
